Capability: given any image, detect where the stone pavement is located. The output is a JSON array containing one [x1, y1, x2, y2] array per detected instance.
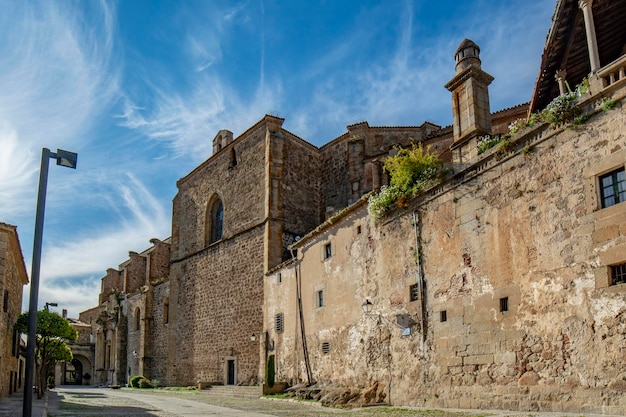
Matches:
[[0, 390, 50, 417]]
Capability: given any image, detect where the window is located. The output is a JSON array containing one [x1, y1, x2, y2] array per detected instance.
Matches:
[[321, 342, 330, 354], [135, 308, 141, 330], [600, 167, 625, 208], [316, 290, 324, 308], [277, 273, 282, 284], [229, 148, 237, 168], [499, 297, 509, 313], [357, 225, 362, 234], [409, 283, 420, 301], [275, 313, 284, 333], [324, 243, 332, 259], [3, 289, 8, 312], [440, 310, 447, 322], [163, 300, 169, 325], [206, 197, 224, 244], [611, 263, 626, 285]]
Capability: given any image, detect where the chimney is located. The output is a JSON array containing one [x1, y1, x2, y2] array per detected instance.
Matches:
[[62, 309, 67, 319]]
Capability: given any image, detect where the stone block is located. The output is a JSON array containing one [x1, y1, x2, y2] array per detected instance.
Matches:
[[592, 225, 620, 243], [464, 354, 494, 365]]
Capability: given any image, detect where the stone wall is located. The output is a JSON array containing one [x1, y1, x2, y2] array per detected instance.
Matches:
[[0, 224, 27, 397], [267, 86, 626, 414], [148, 281, 170, 383]]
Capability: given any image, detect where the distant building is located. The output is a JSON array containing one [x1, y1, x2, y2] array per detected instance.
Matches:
[[78, 0, 626, 414], [0, 222, 28, 397]]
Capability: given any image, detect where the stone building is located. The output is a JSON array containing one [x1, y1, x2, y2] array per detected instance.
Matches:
[[265, 0, 626, 414], [0, 222, 28, 397], [78, 0, 626, 414]]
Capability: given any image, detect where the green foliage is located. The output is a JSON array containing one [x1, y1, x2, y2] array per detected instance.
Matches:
[[15, 310, 78, 399], [384, 143, 442, 195], [538, 92, 581, 125], [267, 354, 275, 388], [367, 144, 442, 219], [572, 114, 591, 126], [367, 185, 403, 219], [602, 98, 616, 110], [477, 134, 502, 154], [130, 375, 145, 388], [139, 378, 154, 388]]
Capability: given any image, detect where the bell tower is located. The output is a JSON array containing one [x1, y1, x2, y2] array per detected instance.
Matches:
[[445, 39, 493, 165]]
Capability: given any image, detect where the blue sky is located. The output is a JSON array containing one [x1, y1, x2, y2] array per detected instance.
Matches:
[[0, 0, 554, 318]]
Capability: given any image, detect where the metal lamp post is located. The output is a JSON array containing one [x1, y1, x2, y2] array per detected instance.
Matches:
[[23, 148, 77, 417]]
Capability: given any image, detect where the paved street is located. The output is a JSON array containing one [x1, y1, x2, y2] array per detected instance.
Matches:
[[2, 386, 624, 417]]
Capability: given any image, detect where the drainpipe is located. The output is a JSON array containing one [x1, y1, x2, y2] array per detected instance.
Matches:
[[290, 248, 314, 385], [412, 211, 427, 342]]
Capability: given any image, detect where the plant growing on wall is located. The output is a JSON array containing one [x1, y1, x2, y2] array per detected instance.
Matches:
[[368, 143, 442, 219]]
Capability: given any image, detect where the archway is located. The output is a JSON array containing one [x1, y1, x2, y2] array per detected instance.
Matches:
[[65, 359, 83, 385]]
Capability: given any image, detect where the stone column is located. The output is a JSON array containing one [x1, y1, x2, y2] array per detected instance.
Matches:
[[579, 0, 601, 72], [555, 69, 567, 95]]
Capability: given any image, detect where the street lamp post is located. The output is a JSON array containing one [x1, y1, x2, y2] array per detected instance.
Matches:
[[44, 302, 58, 311], [23, 148, 77, 417]]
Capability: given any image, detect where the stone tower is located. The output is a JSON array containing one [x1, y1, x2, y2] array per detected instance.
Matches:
[[445, 39, 493, 165]]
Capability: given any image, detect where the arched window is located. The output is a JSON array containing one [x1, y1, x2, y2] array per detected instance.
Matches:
[[135, 307, 141, 331], [206, 196, 224, 244], [229, 148, 237, 168]]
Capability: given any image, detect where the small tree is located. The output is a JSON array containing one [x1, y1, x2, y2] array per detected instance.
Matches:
[[15, 310, 78, 399]]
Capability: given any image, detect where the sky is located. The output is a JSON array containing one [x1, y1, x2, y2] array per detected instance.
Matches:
[[0, 0, 555, 318]]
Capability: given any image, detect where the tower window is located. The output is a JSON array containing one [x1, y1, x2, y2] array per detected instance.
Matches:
[[600, 167, 625, 208], [275, 313, 284, 333]]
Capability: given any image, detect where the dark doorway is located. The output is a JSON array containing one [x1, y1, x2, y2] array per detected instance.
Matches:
[[227, 360, 235, 385], [65, 359, 83, 385]]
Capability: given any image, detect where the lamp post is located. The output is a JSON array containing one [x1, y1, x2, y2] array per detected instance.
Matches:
[[23, 148, 77, 417], [44, 302, 58, 311]]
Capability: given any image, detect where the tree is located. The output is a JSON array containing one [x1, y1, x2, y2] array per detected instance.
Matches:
[[15, 310, 78, 399]]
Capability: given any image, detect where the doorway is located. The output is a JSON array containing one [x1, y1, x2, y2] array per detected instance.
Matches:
[[65, 359, 83, 385], [227, 360, 235, 385]]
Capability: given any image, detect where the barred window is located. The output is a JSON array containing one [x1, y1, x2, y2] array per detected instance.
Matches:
[[611, 263, 626, 286], [321, 342, 330, 354], [275, 313, 284, 333], [409, 283, 420, 301]]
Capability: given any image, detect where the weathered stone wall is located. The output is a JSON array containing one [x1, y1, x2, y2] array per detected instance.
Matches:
[[169, 227, 265, 386], [148, 281, 169, 383], [124, 252, 147, 294], [124, 292, 145, 380], [267, 88, 626, 414], [0, 224, 27, 397], [100, 268, 122, 304]]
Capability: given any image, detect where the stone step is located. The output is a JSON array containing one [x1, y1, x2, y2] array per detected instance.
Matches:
[[202, 385, 261, 399]]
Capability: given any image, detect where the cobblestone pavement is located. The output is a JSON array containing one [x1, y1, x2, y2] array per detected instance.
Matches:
[[4, 386, 621, 417]]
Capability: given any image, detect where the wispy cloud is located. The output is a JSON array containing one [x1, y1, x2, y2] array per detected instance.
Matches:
[[28, 173, 170, 317], [0, 0, 119, 221]]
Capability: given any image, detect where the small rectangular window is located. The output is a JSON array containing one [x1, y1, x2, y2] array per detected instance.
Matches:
[[316, 290, 324, 308], [357, 225, 362, 234], [409, 283, 420, 301], [499, 297, 509, 312], [3, 289, 8, 312], [321, 342, 330, 354], [277, 273, 282, 284], [600, 167, 625, 208], [611, 263, 626, 286], [275, 313, 284, 333], [440, 310, 447, 322], [324, 243, 332, 259]]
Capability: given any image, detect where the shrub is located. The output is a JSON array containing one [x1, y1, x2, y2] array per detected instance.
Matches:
[[384, 143, 442, 195], [602, 98, 616, 111], [130, 375, 144, 388], [267, 355, 275, 388], [538, 92, 580, 125], [367, 185, 403, 219], [139, 378, 154, 389]]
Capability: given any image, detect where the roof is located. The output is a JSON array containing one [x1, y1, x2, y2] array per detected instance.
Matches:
[[530, 0, 626, 113]]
